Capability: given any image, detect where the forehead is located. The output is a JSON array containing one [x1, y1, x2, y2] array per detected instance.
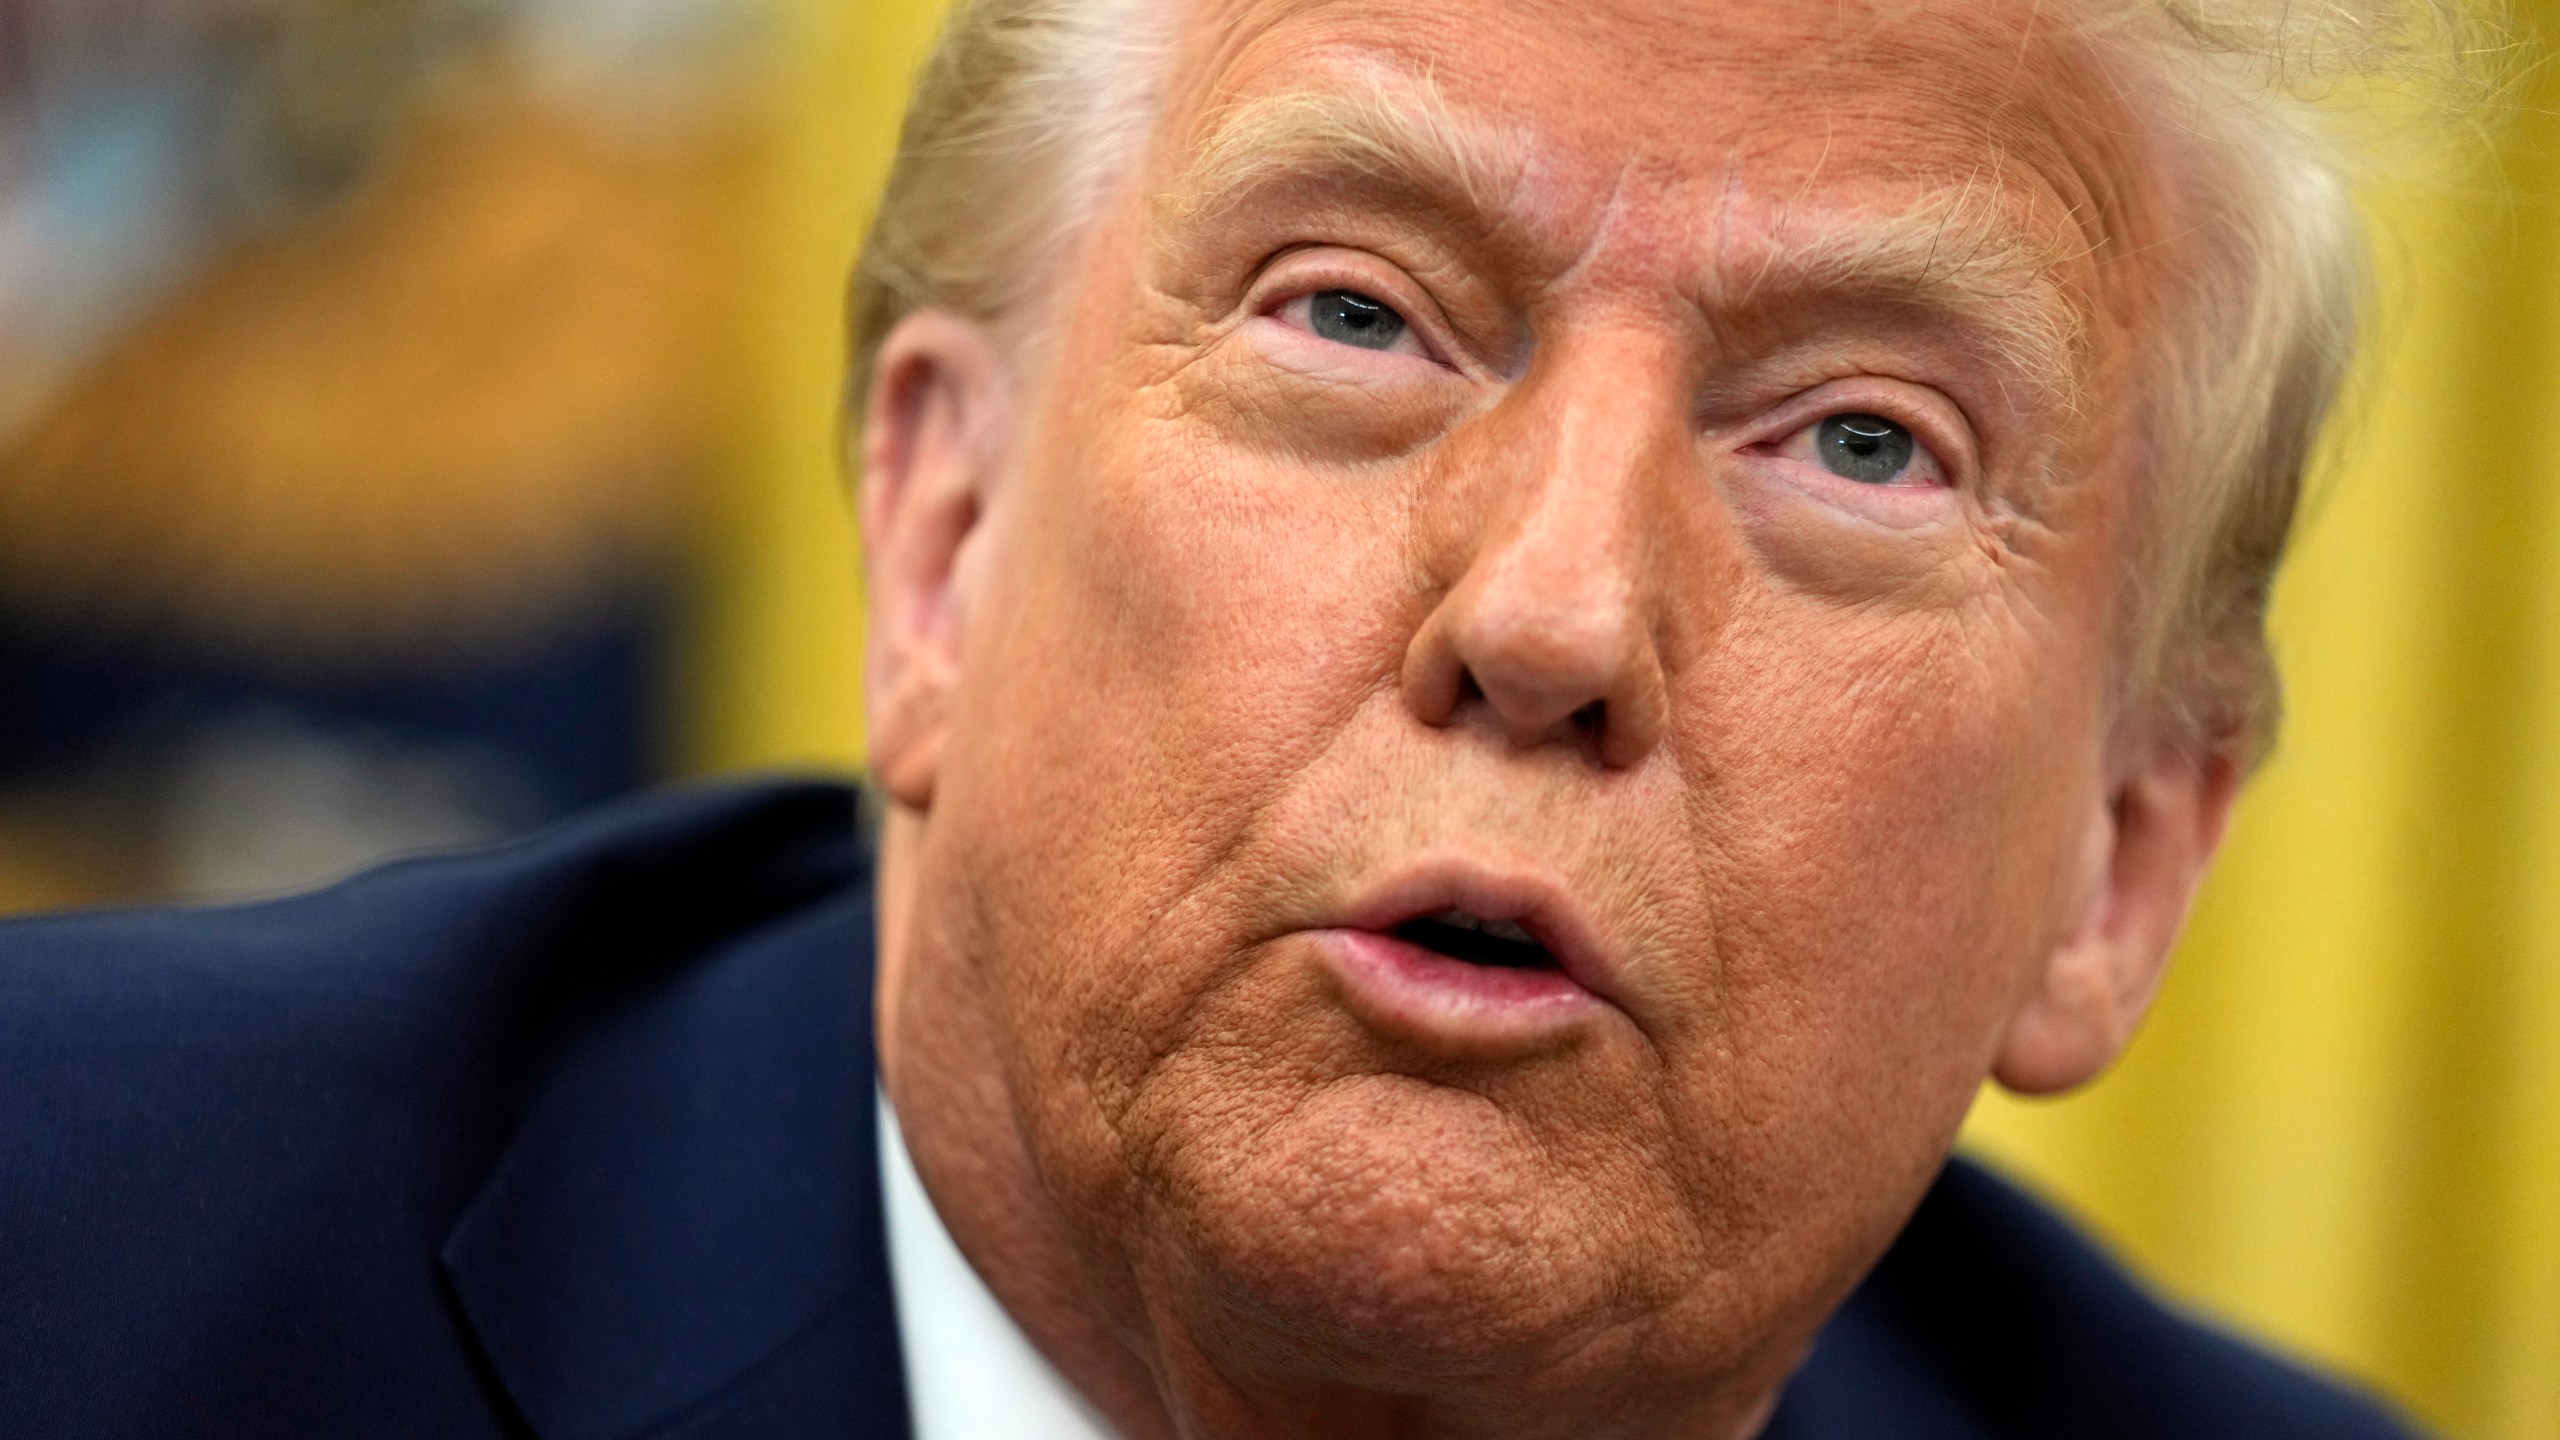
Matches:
[[1155, 0, 2155, 329], [1175, 0, 2138, 185]]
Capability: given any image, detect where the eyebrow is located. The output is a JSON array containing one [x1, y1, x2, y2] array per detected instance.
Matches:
[[1173, 69, 1526, 226], [1729, 177, 2092, 403], [1170, 74, 2091, 400]]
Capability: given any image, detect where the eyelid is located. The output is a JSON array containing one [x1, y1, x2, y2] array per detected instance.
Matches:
[[1247, 248, 1462, 369], [1744, 382, 1977, 490]]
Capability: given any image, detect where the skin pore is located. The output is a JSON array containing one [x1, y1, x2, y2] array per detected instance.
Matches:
[[862, 1, 2240, 1437]]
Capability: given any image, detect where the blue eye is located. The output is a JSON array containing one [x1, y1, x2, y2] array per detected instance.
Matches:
[[1817, 413, 1914, 484], [1307, 289, 1408, 350]]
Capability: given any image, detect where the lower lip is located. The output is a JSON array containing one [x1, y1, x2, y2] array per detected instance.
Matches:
[[1312, 927, 1601, 1055]]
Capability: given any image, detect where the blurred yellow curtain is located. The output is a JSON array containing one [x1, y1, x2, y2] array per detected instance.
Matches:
[[699, 2, 2560, 1435], [676, 0, 943, 773]]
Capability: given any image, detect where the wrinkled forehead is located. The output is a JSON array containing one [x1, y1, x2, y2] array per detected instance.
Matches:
[[1147, 0, 2163, 360]]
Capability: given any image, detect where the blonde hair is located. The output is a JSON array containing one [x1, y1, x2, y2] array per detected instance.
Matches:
[[850, 0, 1169, 397], [851, 0, 2502, 764]]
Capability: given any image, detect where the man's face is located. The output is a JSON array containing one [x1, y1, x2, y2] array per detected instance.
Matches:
[[887, 0, 2169, 1426]]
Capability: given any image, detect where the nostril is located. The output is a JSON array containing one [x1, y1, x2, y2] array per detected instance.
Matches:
[[1572, 700, 1605, 733]]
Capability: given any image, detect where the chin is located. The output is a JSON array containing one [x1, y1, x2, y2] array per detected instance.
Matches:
[[1121, 1068, 1724, 1389]]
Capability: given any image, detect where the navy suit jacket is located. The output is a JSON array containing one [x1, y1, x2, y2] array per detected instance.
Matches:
[[0, 780, 2420, 1438]]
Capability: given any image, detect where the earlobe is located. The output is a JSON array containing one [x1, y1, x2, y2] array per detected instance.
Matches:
[[859, 311, 1012, 812], [1992, 743, 2241, 1095]]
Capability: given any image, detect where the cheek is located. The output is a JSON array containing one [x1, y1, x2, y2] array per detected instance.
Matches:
[[928, 380, 1424, 1114], [1010, 410, 1416, 796], [1654, 584, 2106, 1204]]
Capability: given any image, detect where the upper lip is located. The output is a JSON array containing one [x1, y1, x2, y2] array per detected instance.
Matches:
[[1334, 859, 1619, 1001]]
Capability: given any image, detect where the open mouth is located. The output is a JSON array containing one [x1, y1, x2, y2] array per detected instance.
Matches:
[[1391, 909, 1558, 970], [1318, 881, 1603, 1049]]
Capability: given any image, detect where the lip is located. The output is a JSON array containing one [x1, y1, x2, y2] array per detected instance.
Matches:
[[1307, 859, 1618, 1057]]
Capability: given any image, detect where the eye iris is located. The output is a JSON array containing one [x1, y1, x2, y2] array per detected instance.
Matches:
[[1309, 289, 1406, 350], [1817, 413, 1914, 485]]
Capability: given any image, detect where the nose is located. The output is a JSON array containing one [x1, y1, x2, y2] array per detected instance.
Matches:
[[1401, 345, 1681, 770]]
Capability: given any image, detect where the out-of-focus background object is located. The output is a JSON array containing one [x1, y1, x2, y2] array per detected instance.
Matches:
[[2, 0, 2553, 1436], [0, 0, 766, 904]]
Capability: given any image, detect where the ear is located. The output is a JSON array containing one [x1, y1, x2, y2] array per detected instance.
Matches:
[[1992, 742, 2243, 1095], [860, 310, 1013, 812]]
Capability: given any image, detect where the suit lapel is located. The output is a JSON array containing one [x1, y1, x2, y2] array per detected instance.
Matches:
[[440, 872, 908, 1440]]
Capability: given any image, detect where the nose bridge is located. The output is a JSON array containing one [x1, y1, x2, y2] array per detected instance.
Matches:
[[1405, 330, 1685, 768], [1492, 341, 1680, 587]]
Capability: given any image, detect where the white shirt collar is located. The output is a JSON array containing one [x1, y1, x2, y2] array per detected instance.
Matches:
[[878, 1089, 1122, 1440]]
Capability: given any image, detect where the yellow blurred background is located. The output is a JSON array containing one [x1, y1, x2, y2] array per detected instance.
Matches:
[[1, 0, 2552, 1434]]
